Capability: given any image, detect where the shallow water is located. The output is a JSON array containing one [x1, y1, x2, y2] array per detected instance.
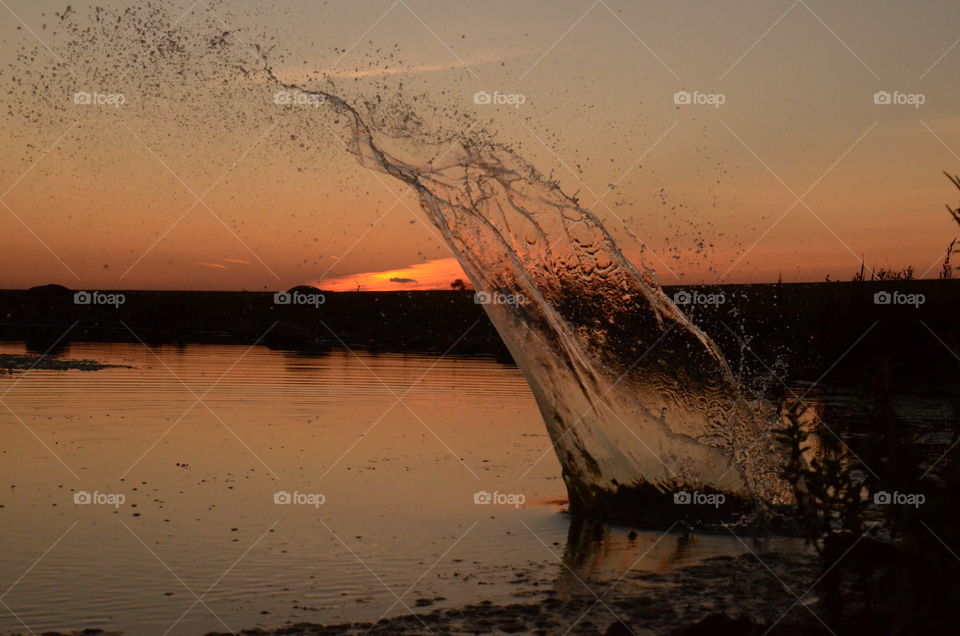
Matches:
[[0, 342, 815, 635]]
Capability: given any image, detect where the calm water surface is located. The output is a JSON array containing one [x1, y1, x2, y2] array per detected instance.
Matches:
[[0, 342, 803, 635]]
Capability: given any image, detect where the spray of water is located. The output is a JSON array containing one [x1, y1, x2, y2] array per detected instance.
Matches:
[[256, 59, 790, 523]]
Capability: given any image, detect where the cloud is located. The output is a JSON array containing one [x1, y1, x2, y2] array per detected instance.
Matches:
[[271, 48, 526, 82], [389, 277, 417, 284]]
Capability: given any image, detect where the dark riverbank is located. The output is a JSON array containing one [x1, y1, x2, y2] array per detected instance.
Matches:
[[198, 549, 823, 635], [1, 280, 957, 385], [28, 551, 823, 635], [0, 352, 130, 374]]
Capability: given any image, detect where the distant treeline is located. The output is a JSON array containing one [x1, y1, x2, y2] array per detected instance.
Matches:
[[0, 280, 957, 386]]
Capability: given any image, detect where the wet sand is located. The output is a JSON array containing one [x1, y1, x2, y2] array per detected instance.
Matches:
[[12, 552, 822, 635], [194, 552, 823, 635]]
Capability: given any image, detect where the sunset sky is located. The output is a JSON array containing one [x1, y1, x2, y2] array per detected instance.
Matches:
[[1, 0, 959, 291]]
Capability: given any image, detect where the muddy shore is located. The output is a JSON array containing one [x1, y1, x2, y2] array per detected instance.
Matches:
[[0, 353, 129, 374], [15, 552, 824, 635]]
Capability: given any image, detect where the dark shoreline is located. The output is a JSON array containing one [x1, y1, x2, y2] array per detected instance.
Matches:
[[0, 352, 130, 374], [1, 280, 957, 386], [20, 551, 822, 636]]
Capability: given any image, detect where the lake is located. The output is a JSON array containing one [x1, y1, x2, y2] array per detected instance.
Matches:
[[1, 342, 810, 635]]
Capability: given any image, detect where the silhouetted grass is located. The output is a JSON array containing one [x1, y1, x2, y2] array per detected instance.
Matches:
[[776, 367, 960, 634]]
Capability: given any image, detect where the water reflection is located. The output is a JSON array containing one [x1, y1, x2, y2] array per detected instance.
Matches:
[[0, 341, 942, 634], [558, 518, 805, 597]]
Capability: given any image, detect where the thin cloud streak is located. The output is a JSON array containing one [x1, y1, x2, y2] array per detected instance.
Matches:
[[272, 47, 525, 81]]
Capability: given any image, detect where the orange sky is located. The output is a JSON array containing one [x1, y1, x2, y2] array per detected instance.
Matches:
[[1, 0, 959, 291], [317, 258, 465, 291]]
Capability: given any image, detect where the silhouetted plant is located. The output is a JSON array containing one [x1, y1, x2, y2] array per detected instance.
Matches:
[[945, 171, 960, 227], [775, 366, 960, 633], [875, 265, 914, 281], [943, 172, 960, 277], [851, 260, 866, 282], [942, 238, 956, 280], [774, 402, 812, 519], [850, 263, 914, 282], [775, 401, 865, 619]]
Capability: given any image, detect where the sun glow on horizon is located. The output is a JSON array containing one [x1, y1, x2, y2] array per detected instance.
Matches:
[[315, 257, 467, 291]]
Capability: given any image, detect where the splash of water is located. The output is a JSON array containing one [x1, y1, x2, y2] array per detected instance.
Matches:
[[259, 64, 789, 523]]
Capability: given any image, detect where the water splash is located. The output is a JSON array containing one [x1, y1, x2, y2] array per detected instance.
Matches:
[[258, 62, 789, 523]]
